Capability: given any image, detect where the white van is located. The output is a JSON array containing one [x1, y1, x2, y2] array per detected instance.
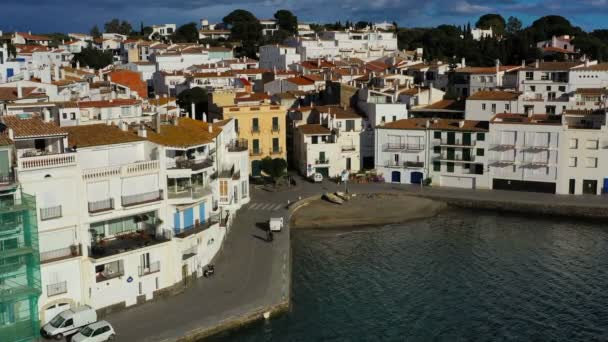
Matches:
[[269, 217, 283, 232], [41, 305, 97, 340]]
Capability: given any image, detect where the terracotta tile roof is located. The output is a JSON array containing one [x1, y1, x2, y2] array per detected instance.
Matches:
[[205, 47, 232, 52], [199, 29, 231, 34], [234, 92, 271, 103], [542, 46, 576, 54], [314, 105, 361, 119], [149, 97, 176, 106], [16, 45, 49, 54], [419, 99, 466, 111], [0, 87, 47, 101], [286, 77, 315, 86], [490, 113, 562, 125], [191, 71, 234, 78], [575, 88, 607, 95], [65, 124, 146, 147], [0, 134, 13, 146], [522, 62, 583, 71], [380, 118, 488, 132], [564, 109, 605, 116], [1, 115, 66, 138], [398, 87, 428, 96], [365, 61, 389, 72], [16, 32, 52, 41], [456, 66, 521, 74], [572, 63, 608, 71], [300, 60, 336, 70], [234, 68, 270, 75], [468, 90, 522, 101], [145, 117, 221, 148], [298, 124, 331, 135]]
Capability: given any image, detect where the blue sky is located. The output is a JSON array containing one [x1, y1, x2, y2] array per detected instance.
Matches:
[[0, 0, 606, 33]]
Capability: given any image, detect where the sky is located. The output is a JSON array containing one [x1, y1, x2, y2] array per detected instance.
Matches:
[[0, 0, 606, 34]]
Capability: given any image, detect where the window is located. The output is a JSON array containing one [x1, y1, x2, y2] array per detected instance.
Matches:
[[476, 133, 485, 141], [62, 113, 67, 119], [525, 72, 533, 80], [585, 140, 599, 150], [546, 86, 551, 91], [476, 148, 484, 157], [319, 151, 326, 163], [545, 106, 556, 115], [530, 86, 536, 92], [345, 120, 355, 132], [220, 180, 228, 201], [447, 162, 455, 173], [434, 131, 441, 139], [568, 157, 577, 167], [541, 72, 550, 81], [272, 117, 279, 131], [234, 119, 239, 133], [433, 161, 440, 172], [585, 157, 598, 168], [381, 116, 386, 123], [482, 103, 486, 110], [558, 86, 566, 92], [491, 104, 496, 113], [70, 112, 76, 120], [433, 146, 441, 154], [392, 116, 396, 122], [241, 180, 248, 198], [252, 139, 260, 154], [272, 138, 280, 153], [252, 118, 259, 132], [505, 103, 510, 111], [311, 136, 318, 144], [569, 138, 578, 149]]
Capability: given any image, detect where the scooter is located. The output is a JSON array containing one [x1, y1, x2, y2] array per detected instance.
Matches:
[[203, 264, 215, 277]]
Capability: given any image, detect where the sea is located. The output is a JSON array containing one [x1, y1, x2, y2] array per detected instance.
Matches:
[[206, 209, 608, 341]]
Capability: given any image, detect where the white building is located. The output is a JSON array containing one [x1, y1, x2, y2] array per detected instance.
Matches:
[[488, 113, 562, 193], [259, 45, 300, 70], [465, 90, 522, 121], [149, 24, 176, 40], [260, 19, 279, 36], [471, 27, 493, 41]]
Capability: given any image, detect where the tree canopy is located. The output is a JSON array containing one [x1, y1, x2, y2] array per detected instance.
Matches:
[[223, 9, 262, 58], [104, 19, 132, 35], [475, 14, 506, 36], [274, 10, 298, 35], [73, 47, 113, 70], [177, 87, 209, 119], [90, 25, 101, 38], [172, 23, 199, 43], [261, 157, 287, 182]]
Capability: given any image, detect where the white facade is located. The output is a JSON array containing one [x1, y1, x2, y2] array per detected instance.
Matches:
[[471, 28, 493, 41], [259, 45, 301, 70], [149, 24, 176, 40]]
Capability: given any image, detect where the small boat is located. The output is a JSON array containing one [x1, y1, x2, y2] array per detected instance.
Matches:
[[334, 192, 350, 202], [324, 192, 344, 205]]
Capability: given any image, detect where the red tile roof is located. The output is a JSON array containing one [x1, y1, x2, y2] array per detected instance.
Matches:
[[1, 115, 66, 138]]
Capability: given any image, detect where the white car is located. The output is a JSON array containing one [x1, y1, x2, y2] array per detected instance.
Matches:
[[312, 172, 323, 183], [71, 321, 115, 342]]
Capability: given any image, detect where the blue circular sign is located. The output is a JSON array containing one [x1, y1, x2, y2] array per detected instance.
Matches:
[[127, 276, 133, 283]]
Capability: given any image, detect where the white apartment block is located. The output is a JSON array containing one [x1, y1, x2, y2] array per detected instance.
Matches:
[[375, 118, 489, 188], [149, 24, 176, 40], [259, 45, 301, 70], [293, 106, 362, 177], [0, 113, 249, 324], [453, 63, 521, 97], [465, 90, 522, 121], [259, 19, 279, 36], [471, 28, 493, 41], [488, 114, 562, 193]]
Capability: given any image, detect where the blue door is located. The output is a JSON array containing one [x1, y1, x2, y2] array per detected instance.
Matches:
[[411, 172, 423, 184], [6, 68, 13, 78], [199, 203, 206, 223], [183, 208, 194, 229], [173, 212, 181, 234], [603, 178, 608, 194], [391, 171, 401, 183]]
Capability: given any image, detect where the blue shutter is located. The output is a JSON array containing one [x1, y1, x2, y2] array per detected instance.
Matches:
[[183, 208, 194, 229], [199, 203, 206, 223], [173, 212, 181, 234], [6, 68, 13, 78]]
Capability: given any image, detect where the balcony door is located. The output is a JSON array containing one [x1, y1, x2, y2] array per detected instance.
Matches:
[[462, 133, 471, 146], [447, 132, 456, 145]]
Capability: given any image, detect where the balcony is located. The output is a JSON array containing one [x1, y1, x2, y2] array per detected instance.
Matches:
[[383, 143, 425, 152], [18, 152, 77, 171], [250, 149, 263, 157], [437, 139, 475, 147], [490, 143, 515, 151], [227, 139, 248, 152], [521, 160, 551, 168], [174, 214, 220, 239], [489, 160, 516, 167], [40, 205, 62, 221], [90, 228, 172, 259], [0, 173, 16, 188], [269, 148, 283, 156], [315, 158, 330, 165], [82, 160, 160, 181], [122, 190, 163, 207], [138, 261, 161, 277], [40, 244, 82, 264], [435, 154, 476, 163], [385, 161, 424, 169], [47, 281, 67, 297], [251, 127, 261, 134], [171, 158, 214, 171], [271, 125, 280, 133], [521, 144, 551, 152], [167, 184, 213, 200], [88, 198, 114, 214]]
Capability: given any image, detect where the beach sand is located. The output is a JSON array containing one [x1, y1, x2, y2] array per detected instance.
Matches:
[[291, 193, 447, 229]]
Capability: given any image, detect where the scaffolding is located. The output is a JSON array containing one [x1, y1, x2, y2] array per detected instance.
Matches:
[[0, 190, 42, 342]]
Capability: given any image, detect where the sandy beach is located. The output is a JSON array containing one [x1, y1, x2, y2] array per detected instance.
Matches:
[[290, 193, 447, 229]]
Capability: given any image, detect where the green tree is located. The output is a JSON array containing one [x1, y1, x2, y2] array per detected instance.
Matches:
[[177, 87, 209, 119], [90, 25, 101, 38], [223, 9, 262, 58], [355, 21, 369, 30], [104, 18, 132, 35], [172, 23, 199, 43], [274, 9, 298, 34], [73, 47, 113, 69], [261, 157, 287, 183], [475, 14, 506, 36], [506, 16, 522, 35]]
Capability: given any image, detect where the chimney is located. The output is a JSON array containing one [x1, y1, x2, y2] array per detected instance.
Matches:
[[17, 83, 23, 98], [585, 58, 590, 68], [173, 116, 179, 126], [495, 59, 500, 74], [111, 91, 116, 100], [521, 59, 525, 68], [208, 124, 213, 133], [535, 59, 540, 68], [461, 57, 466, 68], [54, 65, 60, 81], [119, 121, 128, 132], [428, 82, 433, 105], [42, 108, 51, 122], [155, 113, 161, 133], [458, 120, 465, 128], [202, 112, 207, 122], [76, 60, 80, 69], [138, 125, 147, 138], [191, 102, 196, 119]]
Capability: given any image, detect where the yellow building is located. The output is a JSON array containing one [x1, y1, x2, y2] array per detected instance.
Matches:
[[222, 104, 287, 176]]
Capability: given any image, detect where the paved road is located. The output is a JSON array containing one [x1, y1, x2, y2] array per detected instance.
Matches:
[[107, 188, 290, 342], [105, 176, 608, 341]]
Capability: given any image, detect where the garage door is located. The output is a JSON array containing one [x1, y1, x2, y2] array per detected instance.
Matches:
[[440, 176, 475, 189]]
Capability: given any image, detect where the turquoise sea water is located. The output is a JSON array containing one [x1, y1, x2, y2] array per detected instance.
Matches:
[[209, 209, 608, 341]]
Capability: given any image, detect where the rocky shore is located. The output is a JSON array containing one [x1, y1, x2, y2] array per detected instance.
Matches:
[[290, 193, 447, 229]]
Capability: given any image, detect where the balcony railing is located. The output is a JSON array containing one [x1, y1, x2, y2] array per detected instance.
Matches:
[[174, 214, 220, 238], [522, 144, 551, 151], [0, 173, 16, 186], [18, 152, 77, 171], [271, 125, 280, 133], [40, 205, 62, 221], [437, 139, 475, 147], [385, 161, 424, 168], [315, 159, 330, 165], [122, 190, 163, 207], [138, 261, 161, 277], [436, 154, 476, 162], [172, 158, 214, 171], [270, 148, 283, 155], [251, 127, 260, 134], [40, 244, 82, 264], [383, 143, 425, 151], [88, 198, 114, 213], [227, 139, 248, 152], [96, 267, 125, 282], [47, 281, 67, 297], [250, 149, 263, 156], [82, 160, 160, 181], [341, 145, 357, 152]]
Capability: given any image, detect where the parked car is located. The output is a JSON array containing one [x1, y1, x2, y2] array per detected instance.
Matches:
[[269, 217, 284, 232], [311, 172, 323, 183], [71, 320, 116, 342], [40, 305, 97, 340]]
